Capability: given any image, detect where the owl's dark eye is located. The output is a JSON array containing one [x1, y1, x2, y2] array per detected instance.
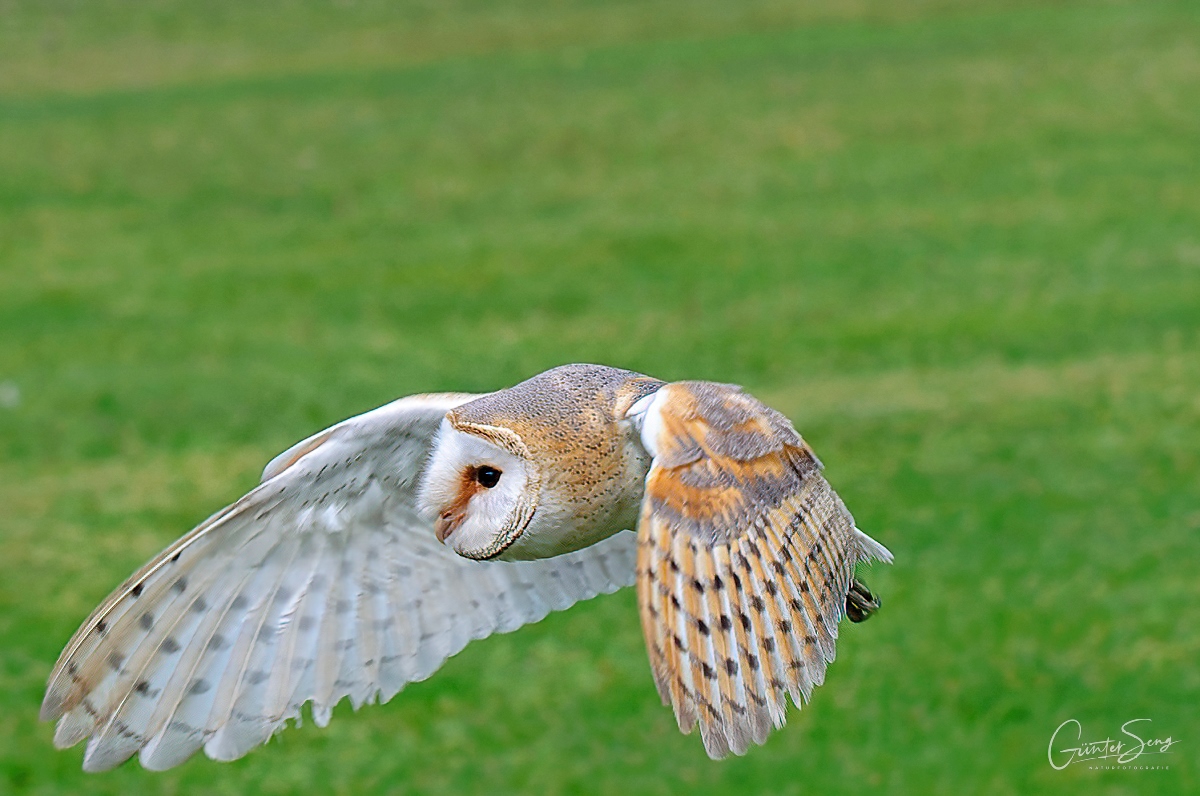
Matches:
[[476, 466, 502, 488]]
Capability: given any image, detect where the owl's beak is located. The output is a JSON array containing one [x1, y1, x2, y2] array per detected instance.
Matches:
[[435, 511, 463, 542]]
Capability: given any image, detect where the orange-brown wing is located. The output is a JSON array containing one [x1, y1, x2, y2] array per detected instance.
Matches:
[[631, 381, 892, 758]]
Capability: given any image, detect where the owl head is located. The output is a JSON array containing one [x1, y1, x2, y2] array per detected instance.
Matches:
[[417, 413, 540, 560], [417, 365, 663, 561]]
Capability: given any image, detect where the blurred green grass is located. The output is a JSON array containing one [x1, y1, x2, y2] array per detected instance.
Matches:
[[1, 0, 1197, 793]]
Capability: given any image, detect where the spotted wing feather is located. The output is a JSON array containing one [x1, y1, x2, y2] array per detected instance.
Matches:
[[42, 393, 638, 772], [633, 381, 892, 758]]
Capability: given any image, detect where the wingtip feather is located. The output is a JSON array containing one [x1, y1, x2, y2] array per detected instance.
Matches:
[[854, 528, 893, 565]]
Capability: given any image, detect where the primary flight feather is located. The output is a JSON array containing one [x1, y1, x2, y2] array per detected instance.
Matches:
[[42, 364, 892, 770]]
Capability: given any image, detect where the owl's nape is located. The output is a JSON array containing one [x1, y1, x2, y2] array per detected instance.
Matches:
[[845, 578, 882, 623]]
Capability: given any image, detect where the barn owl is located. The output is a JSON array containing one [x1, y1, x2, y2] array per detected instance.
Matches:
[[41, 364, 892, 771]]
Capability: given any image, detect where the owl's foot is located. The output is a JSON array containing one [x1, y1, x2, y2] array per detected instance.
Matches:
[[846, 578, 882, 623]]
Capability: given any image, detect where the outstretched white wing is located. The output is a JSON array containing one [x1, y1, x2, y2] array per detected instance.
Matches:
[[41, 393, 638, 772]]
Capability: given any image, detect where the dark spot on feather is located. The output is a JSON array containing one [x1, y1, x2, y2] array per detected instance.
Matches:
[[804, 635, 817, 645], [791, 598, 804, 612], [696, 619, 710, 636], [167, 719, 194, 734], [208, 634, 229, 651], [170, 551, 181, 563], [113, 718, 142, 741], [669, 593, 681, 610], [191, 596, 209, 612], [738, 613, 751, 630], [731, 572, 742, 590], [712, 574, 724, 591], [231, 595, 249, 611], [777, 620, 792, 634], [765, 581, 779, 596], [298, 616, 316, 632], [672, 634, 686, 652], [107, 652, 124, 671], [750, 596, 764, 612], [139, 612, 154, 630], [747, 654, 760, 671], [172, 577, 188, 594], [187, 678, 210, 696], [668, 557, 680, 573], [691, 578, 705, 594], [130, 583, 144, 599], [247, 670, 270, 685], [772, 560, 786, 575], [725, 658, 738, 676], [66, 662, 79, 677], [718, 614, 732, 632], [95, 620, 106, 635], [134, 680, 152, 695], [789, 660, 805, 671], [763, 637, 776, 653], [770, 677, 786, 691], [799, 580, 810, 593], [162, 636, 181, 654], [701, 662, 717, 680], [814, 614, 825, 626]]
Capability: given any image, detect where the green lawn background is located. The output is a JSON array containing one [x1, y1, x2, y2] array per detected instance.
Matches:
[[1, 1, 1197, 793]]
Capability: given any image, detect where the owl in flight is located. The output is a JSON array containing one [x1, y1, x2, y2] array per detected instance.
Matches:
[[42, 364, 892, 771]]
